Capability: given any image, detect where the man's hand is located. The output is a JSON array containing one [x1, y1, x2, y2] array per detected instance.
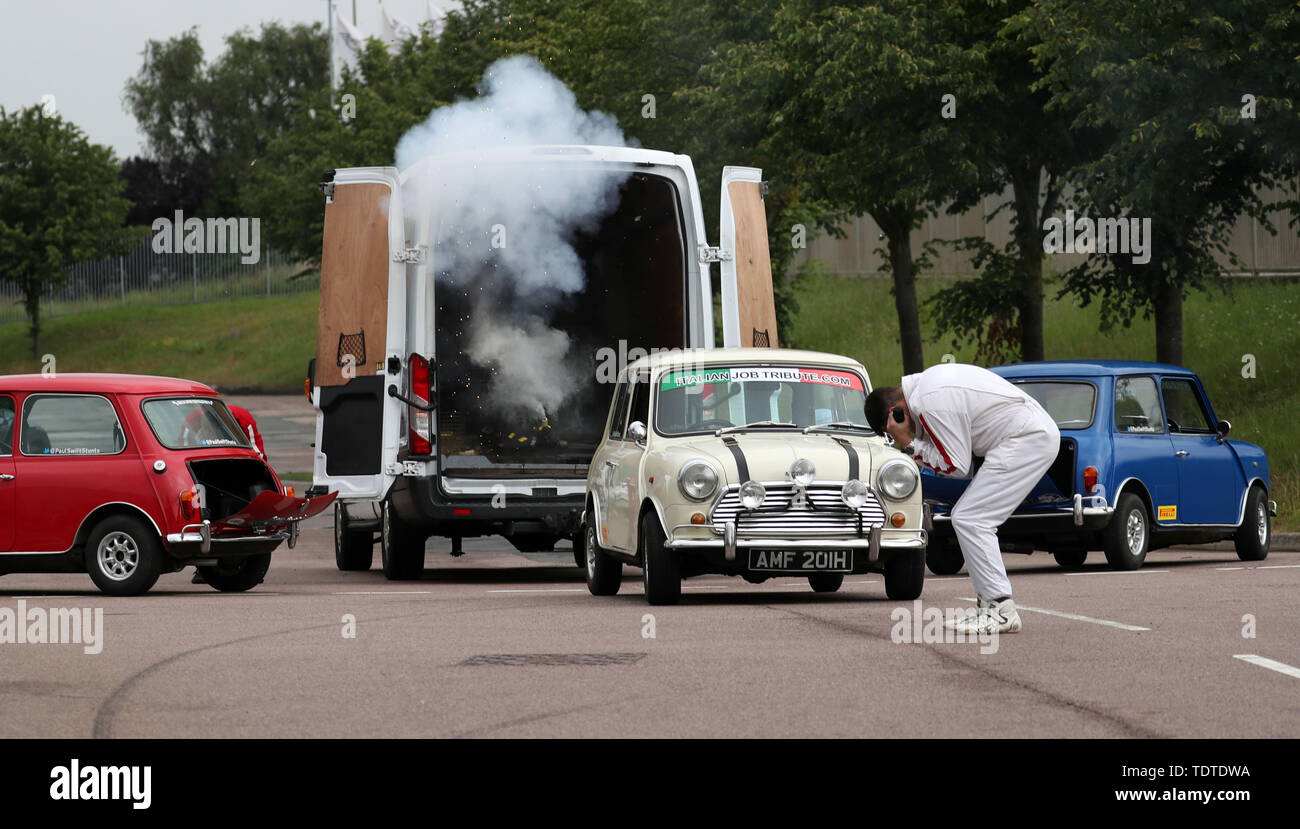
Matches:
[[884, 414, 912, 448]]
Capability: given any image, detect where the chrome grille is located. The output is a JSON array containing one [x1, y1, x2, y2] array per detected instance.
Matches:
[[710, 483, 886, 536]]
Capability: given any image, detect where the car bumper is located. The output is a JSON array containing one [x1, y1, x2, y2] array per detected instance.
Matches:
[[930, 493, 1113, 534], [665, 520, 927, 565], [165, 520, 296, 555]]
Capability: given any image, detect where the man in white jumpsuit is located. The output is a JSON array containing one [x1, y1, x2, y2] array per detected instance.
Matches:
[[865, 363, 1060, 633]]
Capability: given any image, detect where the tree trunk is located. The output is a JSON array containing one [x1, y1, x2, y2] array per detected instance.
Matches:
[[1010, 168, 1045, 362], [877, 208, 924, 375], [1153, 277, 1183, 365], [23, 279, 42, 360]]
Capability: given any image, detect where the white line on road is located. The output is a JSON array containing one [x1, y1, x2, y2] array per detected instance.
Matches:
[[1065, 570, 1169, 576], [958, 597, 1150, 631], [487, 588, 588, 593], [1217, 564, 1300, 571], [925, 577, 970, 582], [334, 591, 432, 595], [1234, 654, 1300, 680]]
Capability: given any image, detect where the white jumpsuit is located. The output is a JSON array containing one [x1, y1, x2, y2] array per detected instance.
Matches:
[[902, 364, 1060, 600]]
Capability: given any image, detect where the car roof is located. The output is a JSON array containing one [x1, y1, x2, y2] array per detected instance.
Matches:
[[628, 347, 868, 374], [991, 360, 1197, 378], [0, 373, 218, 395]]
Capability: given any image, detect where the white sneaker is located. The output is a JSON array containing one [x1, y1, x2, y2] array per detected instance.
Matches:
[[945, 597, 1022, 634]]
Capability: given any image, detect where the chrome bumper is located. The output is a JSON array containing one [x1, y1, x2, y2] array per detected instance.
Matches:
[[166, 520, 290, 553], [931, 493, 1114, 527], [666, 522, 927, 565]]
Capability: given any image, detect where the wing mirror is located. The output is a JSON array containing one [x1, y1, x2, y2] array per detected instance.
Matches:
[[1216, 420, 1231, 440], [628, 420, 648, 447]]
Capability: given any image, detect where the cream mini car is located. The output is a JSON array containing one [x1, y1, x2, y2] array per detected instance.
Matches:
[[583, 348, 928, 604]]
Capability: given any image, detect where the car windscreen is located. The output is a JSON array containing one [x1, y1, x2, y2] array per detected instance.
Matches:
[[142, 397, 252, 449], [656, 365, 868, 435], [1015, 381, 1096, 430]]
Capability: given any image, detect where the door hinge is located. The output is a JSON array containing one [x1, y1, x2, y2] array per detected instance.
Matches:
[[392, 247, 426, 264], [697, 244, 733, 264]]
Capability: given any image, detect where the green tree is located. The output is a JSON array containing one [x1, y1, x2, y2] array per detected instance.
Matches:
[[123, 22, 329, 216], [1017, 0, 1299, 365], [0, 107, 132, 357]]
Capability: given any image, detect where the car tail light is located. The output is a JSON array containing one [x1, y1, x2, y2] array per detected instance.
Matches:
[[1083, 466, 1098, 494], [180, 488, 201, 522], [408, 353, 433, 455], [285, 486, 295, 498]]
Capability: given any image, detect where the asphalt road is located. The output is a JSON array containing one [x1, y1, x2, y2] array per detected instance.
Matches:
[[1, 520, 1296, 738], [2, 394, 1295, 738]]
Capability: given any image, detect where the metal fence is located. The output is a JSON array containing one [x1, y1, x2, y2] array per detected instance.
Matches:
[[0, 238, 318, 326]]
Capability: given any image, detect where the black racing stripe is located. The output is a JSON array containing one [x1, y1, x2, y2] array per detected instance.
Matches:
[[831, 436, 860, 481], [721, 436, 750, 482]]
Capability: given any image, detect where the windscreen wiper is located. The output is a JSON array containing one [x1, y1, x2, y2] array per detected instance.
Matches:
[[803, 422, 876, 434], [715, 421, 799, 435]]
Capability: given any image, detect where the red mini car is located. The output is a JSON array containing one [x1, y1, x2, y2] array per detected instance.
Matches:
[[0, 374, 336, 595]]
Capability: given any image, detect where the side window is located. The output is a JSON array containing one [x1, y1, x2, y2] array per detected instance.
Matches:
[[21, 395, 126, 456], [607, 378, 630, 441], [1161, 378, 1213, 433], [0, 396, 14, 456], [628, 372, 650, 429], [1113, 377, 1165, 434]]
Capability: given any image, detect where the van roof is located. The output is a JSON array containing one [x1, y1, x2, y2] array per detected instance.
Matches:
[[0, 373, 218, 395], [399, 144, 692, 177]]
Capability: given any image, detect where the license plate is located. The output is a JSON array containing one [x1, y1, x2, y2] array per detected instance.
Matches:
[[748, 549, 852, 572]]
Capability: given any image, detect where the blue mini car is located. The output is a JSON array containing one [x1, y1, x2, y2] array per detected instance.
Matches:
[[922, 361, 1276, 572]]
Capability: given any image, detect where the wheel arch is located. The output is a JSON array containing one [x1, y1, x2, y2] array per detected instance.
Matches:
[[74, 502, 164, 554]]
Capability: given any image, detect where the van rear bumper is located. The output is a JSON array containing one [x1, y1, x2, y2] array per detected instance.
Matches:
[[389, 476, 584, 538]]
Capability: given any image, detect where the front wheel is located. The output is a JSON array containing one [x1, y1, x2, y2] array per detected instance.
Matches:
[[1102, 492, 1149, 570], [885, 550, 925, 600], [198, 553, 272, 592], [381, 501, 425, 580], [1051, 549, 1088, 569], [86, 515, 164, 596], [640, 513, 680, 605], [1234, 487, 1270, 562]]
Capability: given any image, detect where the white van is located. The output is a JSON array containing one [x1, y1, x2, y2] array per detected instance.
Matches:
[[306, 145, 779, 579]]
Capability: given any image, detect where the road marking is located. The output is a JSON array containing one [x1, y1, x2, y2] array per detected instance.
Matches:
[[925, 577, 969, 582], [1234, 654, 1300, 680], [10, 595, 80, 600], [334, 590, 432, 595], [958, 598, 1149, 631], [487, 588, 587, 593], [1064, 570, 1169, 576], [1217, 564, 1300, 571]]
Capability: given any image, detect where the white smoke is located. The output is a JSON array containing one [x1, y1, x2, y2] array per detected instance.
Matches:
[[394, 56, 632, 420]]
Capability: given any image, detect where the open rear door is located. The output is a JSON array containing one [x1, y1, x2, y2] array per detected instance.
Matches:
[[719, 166, 779, 348], [312, 167, 407, 500]]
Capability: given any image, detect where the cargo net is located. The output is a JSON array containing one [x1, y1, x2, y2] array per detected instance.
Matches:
[[337, 330, 366, 367]]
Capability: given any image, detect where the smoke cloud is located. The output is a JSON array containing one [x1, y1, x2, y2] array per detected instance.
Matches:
[[395, 56, 631, 424]]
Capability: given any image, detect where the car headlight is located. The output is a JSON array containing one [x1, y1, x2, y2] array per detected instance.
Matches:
[[678, 460, 719, 501], [841, 479, 871, 509], [739, 480, 766, 510], [790, 458, 816, 486], [876, 459, 918, 500]]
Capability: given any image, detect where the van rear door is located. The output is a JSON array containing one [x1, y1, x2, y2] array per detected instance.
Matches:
[[718, 166, 778, 348], [312, 167, 407, 500]]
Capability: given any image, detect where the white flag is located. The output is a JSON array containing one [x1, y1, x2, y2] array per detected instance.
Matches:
[[334, 9, 364, 88], [382, 7, 415, 51]]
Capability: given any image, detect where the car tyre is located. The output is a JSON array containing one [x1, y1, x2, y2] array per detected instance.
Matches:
[[1051, 549, 1088, 569], [884, 550, 925, 600], [1234, 486, 1270, 562], [334, 503, 374, 571], [808, 573, 844, 593], [198, 553, 272, 592], [1103, 492, 1149, 570], [85, 515, 164, 596], [640, 512, 680, 605], [926, 539, 964, 575], [584, 518, 622, 596], [571, 532, 585, 569], [381, 501, 425, 580]]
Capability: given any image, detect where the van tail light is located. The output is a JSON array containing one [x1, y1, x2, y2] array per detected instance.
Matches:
[[1083, 466, 1098, 494], [408, 353, 433, 456]]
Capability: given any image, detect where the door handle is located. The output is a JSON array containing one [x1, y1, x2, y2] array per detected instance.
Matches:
[[0, 474, 13, 480], [1175, 450, 1189, 458], [604, 460, 618, 468]]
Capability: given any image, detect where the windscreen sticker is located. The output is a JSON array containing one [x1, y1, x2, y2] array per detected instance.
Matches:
[[661, 367, 864, 391]]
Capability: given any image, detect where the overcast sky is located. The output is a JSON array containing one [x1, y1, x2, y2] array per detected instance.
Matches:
[[0, 0, 453, 158]]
